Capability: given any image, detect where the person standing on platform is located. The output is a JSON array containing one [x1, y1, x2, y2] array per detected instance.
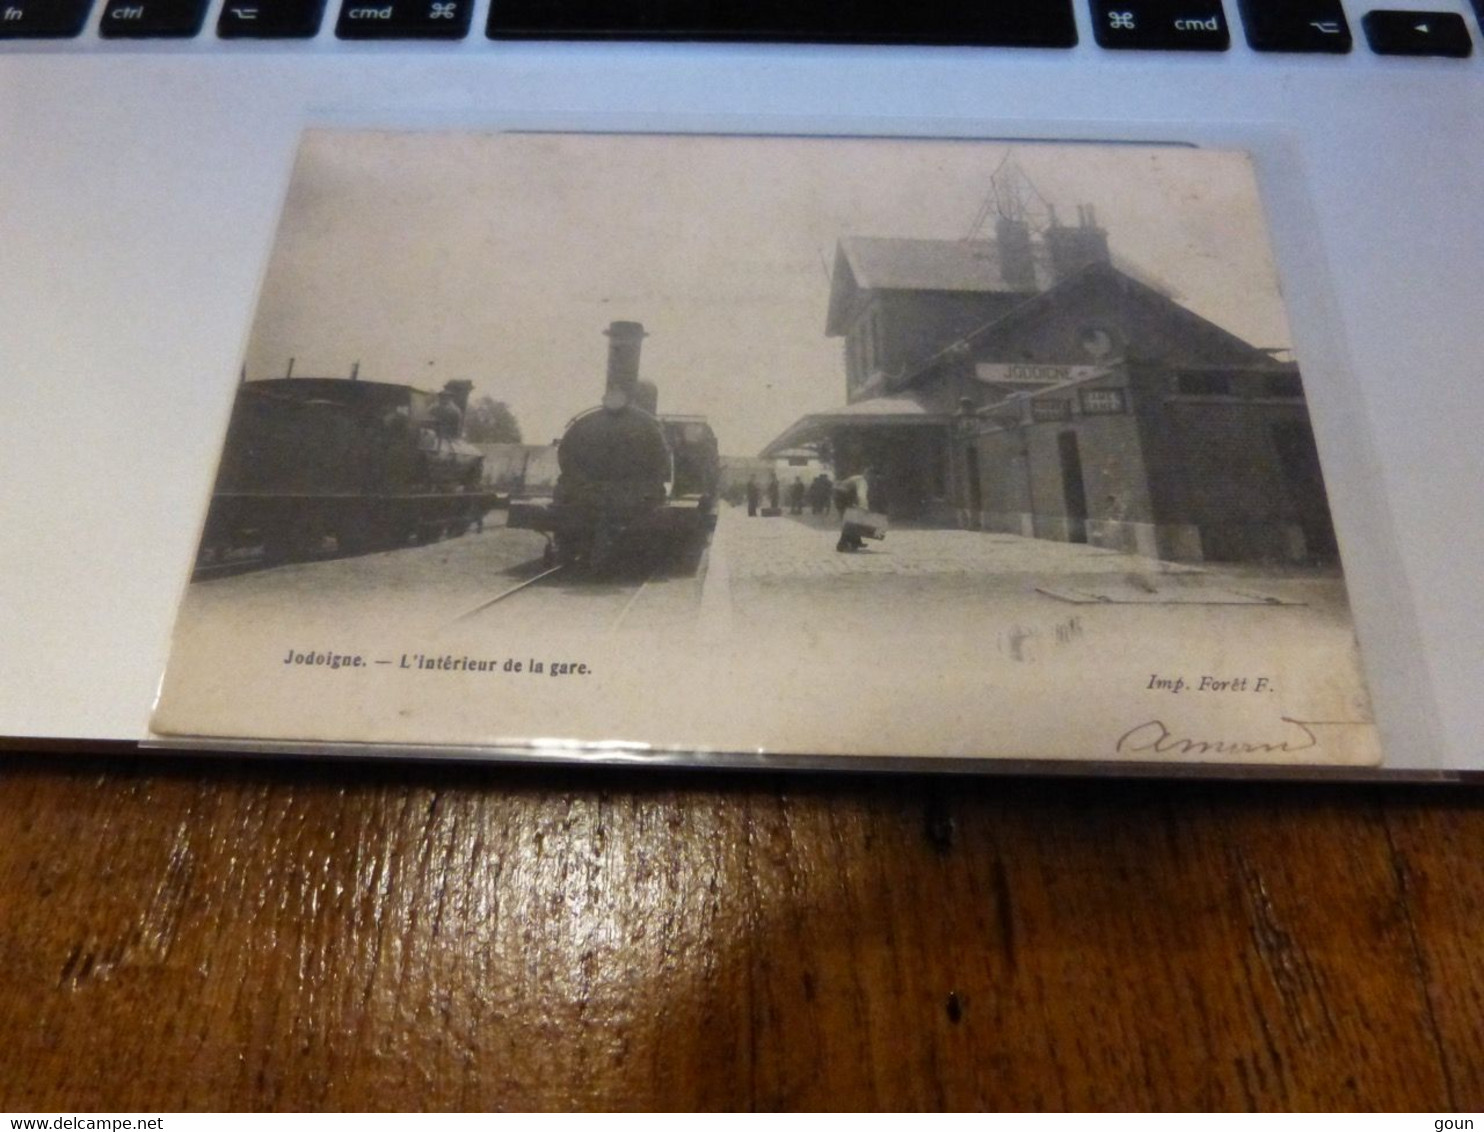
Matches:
[[746, 476, 761, 517], [767, 473, 781, 513], [808, 474, 832, 516], [789, 476, 806, 515]]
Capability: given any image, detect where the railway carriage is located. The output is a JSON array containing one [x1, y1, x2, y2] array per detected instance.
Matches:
[[197, 377, 501, 568]]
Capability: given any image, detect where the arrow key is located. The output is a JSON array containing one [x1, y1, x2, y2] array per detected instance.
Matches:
[[1362, 9, 1471, 55]]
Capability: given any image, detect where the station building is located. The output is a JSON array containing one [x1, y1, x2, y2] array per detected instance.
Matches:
[[762, 213, 1337, 563]]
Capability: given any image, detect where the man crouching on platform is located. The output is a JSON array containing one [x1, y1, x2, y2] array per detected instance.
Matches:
[[835, 468, 885, 552]]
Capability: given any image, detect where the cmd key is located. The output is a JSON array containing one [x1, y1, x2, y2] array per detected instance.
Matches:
[[1092, 0, 1230, 49], [336, 0, 471, 37]]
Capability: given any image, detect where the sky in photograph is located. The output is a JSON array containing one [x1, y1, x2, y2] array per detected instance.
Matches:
[[243, 131, 1293, 456]]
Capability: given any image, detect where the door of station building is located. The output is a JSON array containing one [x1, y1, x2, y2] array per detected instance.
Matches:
[[1271, 420, 1339, 560], [1058, 430, 1089, 544]]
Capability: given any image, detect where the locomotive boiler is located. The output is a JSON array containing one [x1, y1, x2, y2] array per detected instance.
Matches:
[[507, 321, 720, 568], [196, 376, 501, 569]]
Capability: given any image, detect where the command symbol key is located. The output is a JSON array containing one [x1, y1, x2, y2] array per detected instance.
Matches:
[[336, 0, 470, 37]]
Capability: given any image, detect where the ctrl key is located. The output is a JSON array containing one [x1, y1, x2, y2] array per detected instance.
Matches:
[[0, 0, 94, 37], [99, 0, 208, 35]]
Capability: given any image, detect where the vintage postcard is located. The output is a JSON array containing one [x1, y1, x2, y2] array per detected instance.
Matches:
[[151, 131, 1380, 767]]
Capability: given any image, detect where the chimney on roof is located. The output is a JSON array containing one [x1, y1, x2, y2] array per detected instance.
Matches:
[[1044, 204, 1111, 284], [995, 216, 1036, 291]]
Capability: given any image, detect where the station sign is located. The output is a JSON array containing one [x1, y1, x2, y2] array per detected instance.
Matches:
[[975, 363, 1106, 386], [1079, 388, 1128, 415], [1030, 398, 1073, 421]]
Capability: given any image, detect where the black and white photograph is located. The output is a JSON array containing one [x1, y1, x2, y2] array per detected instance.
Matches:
[[151, 131, 1379, 767]]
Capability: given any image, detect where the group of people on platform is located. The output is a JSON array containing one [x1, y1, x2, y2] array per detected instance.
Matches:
[[742, 468, 883, 553], [744, 472, 848, 517]]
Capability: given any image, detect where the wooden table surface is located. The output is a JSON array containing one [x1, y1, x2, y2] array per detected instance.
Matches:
[[1, 747, 1480, 1111]]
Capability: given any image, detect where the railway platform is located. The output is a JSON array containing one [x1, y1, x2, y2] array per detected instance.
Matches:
[[698, 500, 1352, 642], [705, 501, 1204, 582]]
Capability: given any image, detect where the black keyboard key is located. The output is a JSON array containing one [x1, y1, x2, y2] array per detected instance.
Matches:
[[1362, 9, 1471, 55], [1238, 0, 1351, 51], [1092, 0, 1229, 48], [336, 0, 470, 37], [486, 0, 1078, 46], [219, 0, 325, 35], [98, 0, 206, 34], [0, 0, 93, 36]]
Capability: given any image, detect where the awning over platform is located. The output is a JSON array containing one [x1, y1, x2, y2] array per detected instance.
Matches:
[[760, 394, 954, 458]]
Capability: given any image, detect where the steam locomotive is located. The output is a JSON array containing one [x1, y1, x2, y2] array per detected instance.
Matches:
[[507, 322, 720, 568], [196, 376, 501, 569]]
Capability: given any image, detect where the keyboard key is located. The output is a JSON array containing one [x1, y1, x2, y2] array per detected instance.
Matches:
[[1092, 0, 1230, 49], [486, 0, 1078, 46], [1362, 9, 1471, 55], [218, 0, 325, 35], [0, 0, 93, 36], [1238, 0, 1351, 51], [98, 0, 206, 34], [336, 0, 470, 37]]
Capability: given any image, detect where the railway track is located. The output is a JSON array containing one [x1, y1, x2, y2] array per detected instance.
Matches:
[[447, 563, 570, 623], [444, 556, 669, 634]]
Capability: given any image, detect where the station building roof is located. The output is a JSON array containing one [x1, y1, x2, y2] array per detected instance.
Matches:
[[759, 392, 955, 458]]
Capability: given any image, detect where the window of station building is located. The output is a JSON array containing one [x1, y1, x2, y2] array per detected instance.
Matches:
[[848, 331, 866, 391], [1264, 373, 1304, 399], [863, 308, 881, 377], [786, 456, 809, 467], [1177, 372, 1233, 397]]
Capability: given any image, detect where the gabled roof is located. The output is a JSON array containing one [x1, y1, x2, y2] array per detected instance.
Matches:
[[826, 236, 1175, 337], [826, 238, 1038, 334], [897, 260, 1276, 390], [839, 237, 1046, 293]]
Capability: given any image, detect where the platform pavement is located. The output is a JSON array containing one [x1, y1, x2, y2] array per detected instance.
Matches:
[[707, 502, 1201, 581]]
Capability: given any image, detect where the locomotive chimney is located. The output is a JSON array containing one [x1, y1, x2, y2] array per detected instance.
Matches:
[[604, 320, 647, 398]]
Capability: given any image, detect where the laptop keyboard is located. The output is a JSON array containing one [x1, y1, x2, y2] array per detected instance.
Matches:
[[0, 0, 1477, 55]]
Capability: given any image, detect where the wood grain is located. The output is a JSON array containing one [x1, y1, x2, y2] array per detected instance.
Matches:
[[0, 750, 1479, 1111]]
